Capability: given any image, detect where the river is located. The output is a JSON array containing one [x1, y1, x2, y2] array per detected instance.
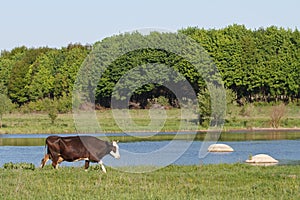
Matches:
[[1, 132, 300, 169]]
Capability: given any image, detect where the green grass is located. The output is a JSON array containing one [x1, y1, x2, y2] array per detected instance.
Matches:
[[0, 104, 299, 134], [0, 164, 299, 199], [225, 104, 300, 129], [0, 109, 199, 134], [0, 113, 76, 134]]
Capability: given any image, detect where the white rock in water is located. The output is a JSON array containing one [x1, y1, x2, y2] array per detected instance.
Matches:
[[207, 144, 234, 152], [246, 154, 279, 164]]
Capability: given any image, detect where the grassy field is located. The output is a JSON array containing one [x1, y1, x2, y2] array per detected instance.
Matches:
[[0, 104, 299, 134], [1, 164, 299, 199], [1, 105, 299, 200]]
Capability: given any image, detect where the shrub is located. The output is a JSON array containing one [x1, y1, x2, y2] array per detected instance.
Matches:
[[270, 103, 286, 128], [147, 96, 170, 108], [197, 85, 227, 126], [57, 95, 72, 113], [19, 96, 72, 114], [239, 104, 254, 117], [3, 162, 35, 170], [156, 96, 170, 106], [0, 93, 13, 128], [47, 100, 58, 124]]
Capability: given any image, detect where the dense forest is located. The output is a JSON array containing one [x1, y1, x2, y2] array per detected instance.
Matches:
[[0, 24, 299, 112], [180, 25, 300, 103]]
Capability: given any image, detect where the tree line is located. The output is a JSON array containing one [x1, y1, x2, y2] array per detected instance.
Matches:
[[0, 24, 299, 113], [180, 24, 300, 103], [0, 44, 91, 112]]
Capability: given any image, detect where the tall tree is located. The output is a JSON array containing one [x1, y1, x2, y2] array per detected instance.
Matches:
[[0, 93, 13, 128], [7, 47, 51, 104]]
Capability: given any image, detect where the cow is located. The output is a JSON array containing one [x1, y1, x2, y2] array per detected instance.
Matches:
[[40, 135, 120, 173]]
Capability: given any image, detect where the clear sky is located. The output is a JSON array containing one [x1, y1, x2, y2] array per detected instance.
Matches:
[[1, 0, 299, 50]]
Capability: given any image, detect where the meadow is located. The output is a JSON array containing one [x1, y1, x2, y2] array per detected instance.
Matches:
[[0, 104, 299, 134], [0, 164, 299, 199], [1, 104, 300, 199]]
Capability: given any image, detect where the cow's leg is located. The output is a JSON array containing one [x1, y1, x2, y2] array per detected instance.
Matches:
[[57, 156, 64, 164], [51, 156, 59, 169], [40, 154, 50, 168], [84, 160, 90, 170], [55, 156, 65, 169], [52, 161, 58, 169], [98, 160, 106, 173], [57, 156, 64, 165]]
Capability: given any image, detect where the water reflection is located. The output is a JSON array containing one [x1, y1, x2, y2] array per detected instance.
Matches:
[[1, 131, 300, 146], [0, 138, 45, 146]]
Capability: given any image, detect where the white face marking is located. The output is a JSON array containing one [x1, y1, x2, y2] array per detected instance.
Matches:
[[110, 141, 120, 159]]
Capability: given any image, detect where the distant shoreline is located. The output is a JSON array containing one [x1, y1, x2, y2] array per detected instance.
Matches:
[[1, 108, 299, 134], [1, 127, 300, 136], [216, 127, 300, 133]]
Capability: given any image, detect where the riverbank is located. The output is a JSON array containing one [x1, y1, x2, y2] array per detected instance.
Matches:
[[0, 105, 299, 134], [2, 130, 300, 147], [1, 164, 299, 199]]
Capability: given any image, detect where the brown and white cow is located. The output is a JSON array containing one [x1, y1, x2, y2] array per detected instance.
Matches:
[[40, 136, 120, 173]]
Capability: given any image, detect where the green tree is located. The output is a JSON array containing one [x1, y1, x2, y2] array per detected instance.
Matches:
[[43, 98, 58, 124], [27, 62, 55, 100], [182, 25, 300, 103], [91, 32, 209, 107], [56, 44, 90, 97], [0, 46, 28, 95], [7, 47, 51, 104], [197, 84, 227, 126], [1, 25, 299, 110], [0, 94, 13, 128]]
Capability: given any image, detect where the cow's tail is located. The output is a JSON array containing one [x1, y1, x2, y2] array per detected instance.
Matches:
[[40, 138, 49, 168], [44, 139, 47, 155]]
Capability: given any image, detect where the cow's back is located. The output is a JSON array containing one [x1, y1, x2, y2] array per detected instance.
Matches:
[[79, 136, 110, 161], [56, 136, 110, 162], [46, 136, 60, 145]]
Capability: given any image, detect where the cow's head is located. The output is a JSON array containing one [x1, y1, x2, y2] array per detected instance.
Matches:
[[110, 141, 120, 159]]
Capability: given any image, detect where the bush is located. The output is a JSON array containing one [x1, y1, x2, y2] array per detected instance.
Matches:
[[239, 104, 254, 117], [156, 96, 170, 106], [270, 103, 286, 128], [197, 85, 227, 126], [19, 99, 45, 113], [3, 162, 35, 170], [57, 95, 72, 113], [0, 93, 13, 128], [147, 96, 171, 108], [45, 99, 58, 124], [19, 96, 72, 114]]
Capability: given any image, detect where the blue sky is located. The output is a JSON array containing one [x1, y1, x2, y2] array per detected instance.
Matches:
[[1, 0, 299, 50]]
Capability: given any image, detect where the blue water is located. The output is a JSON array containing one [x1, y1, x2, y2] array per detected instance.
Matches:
[[1, 140, 300, 169]]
